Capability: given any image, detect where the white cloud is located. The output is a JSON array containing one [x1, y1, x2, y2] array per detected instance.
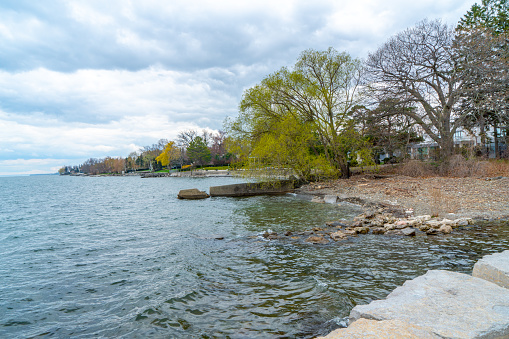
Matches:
[[0, 0, 477, 175]]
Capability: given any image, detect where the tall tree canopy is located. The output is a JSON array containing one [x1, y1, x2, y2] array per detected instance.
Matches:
[[228, 48, 365, 178], [456, 0, 509, 156], [365, 19, 477, 159], [187, 136, 211, 167], [458, 0, 509, 33]]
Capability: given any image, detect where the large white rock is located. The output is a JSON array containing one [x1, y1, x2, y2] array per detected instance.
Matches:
[[473, 250, 509, 289], [315, 318, 439, 339], [350, 270, 509, 339], [324, 195, 339, 204]]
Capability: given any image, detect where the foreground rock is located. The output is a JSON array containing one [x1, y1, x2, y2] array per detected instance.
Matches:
[[177, 188, 210, 200], [316, 318, 439, 339], [349, 270, 509, 339], [473, 250, 509, 288]]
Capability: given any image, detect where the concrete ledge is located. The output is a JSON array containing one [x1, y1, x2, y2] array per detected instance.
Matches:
[[473, 250, 509, 289], [209, 181, 294, 197], [177, 188, 210, 199]]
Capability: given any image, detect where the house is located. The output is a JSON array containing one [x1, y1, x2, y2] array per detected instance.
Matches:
[[408, 126, 508, 160]]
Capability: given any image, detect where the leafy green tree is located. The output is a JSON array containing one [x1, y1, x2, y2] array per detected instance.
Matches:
[[456, 0, 509, 157], [458, 0, 508, 33], [187, 136, 211, 167], [229, 48, 365, 178]]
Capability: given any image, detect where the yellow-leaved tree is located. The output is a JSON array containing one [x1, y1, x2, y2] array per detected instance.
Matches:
[[155, 141, 181, 169]]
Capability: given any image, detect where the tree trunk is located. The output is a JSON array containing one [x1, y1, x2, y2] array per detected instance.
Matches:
[[480, 116, 487, 157], [439, 133, 455, 161], [494, 122, 499, 159]]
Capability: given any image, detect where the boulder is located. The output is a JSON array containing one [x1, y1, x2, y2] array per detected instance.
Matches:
[[324, 195, 339, 204], [354, 226, 370, 234], [406, 219, 420, 227], [425, 220, 442, 229], [419, 224, 430, 232], [316, 318, 439, 339], [401, 227, 416, 236], [395, 220, 408, 229], [384, 223, 396, 231], [372, 227, 386, 235], [425, 228, 439, 235], [415, 215, 431, 222], [384, 230, 403, 236], [439, 224, 453, 234], [326, 220, 349, 228], [311, 196, 324, 203], [305, 236, 329, 244], [472, 250, 509, 289], [330, 231, 348, 241], [343, 229, 358, 236], [177, 188, 210, 199], [455, 217, 473, 226], [440, 218, 457, 227], [350, 270, 509, 339]]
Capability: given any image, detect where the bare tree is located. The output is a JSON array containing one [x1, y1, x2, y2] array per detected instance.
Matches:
[[176, 130, 198, 148], [365, 19, 467, 159]]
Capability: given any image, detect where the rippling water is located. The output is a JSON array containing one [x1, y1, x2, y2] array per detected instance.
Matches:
[[1, 175, 508, 338]]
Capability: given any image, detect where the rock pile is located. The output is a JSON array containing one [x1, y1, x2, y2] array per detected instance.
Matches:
[[344, 209, 473, 237], [259, 210, 474, 245]]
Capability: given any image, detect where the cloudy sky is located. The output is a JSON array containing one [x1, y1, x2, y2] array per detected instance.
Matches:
[[0, 0, 475, 175]]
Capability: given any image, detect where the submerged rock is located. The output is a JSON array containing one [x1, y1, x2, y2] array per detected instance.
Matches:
[[326, 220, 349, 228], [305, 236, 329, 244], [425, 228, 439, 235], [354, 226, 370, 234], [384, 230, 403, 236], [330, 231, 348, 241], [401, 227, 416, 236]]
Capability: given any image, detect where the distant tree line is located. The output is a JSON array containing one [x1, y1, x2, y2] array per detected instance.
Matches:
[[59, 130, 232, 175]]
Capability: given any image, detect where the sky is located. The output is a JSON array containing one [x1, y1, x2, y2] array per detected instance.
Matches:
[[0, 0, 476, 176]]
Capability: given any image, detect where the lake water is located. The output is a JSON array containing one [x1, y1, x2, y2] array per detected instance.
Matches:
[[1, 175, 508, 338]]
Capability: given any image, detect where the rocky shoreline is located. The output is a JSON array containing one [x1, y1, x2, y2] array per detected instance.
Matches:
[[295, 174, 509, 221]]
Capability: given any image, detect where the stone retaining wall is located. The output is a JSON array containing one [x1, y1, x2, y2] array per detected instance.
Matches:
[[317, 250, 509, 339]]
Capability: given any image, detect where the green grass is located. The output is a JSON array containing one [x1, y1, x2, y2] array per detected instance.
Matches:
[[202, 166, 230, 171]]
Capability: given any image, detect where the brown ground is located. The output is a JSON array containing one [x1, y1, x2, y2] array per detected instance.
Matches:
[[296, 175, 509, 220]]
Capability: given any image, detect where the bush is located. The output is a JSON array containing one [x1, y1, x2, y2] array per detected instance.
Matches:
[[397, 160, 434, 177]]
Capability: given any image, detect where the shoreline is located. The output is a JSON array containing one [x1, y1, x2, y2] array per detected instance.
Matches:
[[295, 174, 509, 222]]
